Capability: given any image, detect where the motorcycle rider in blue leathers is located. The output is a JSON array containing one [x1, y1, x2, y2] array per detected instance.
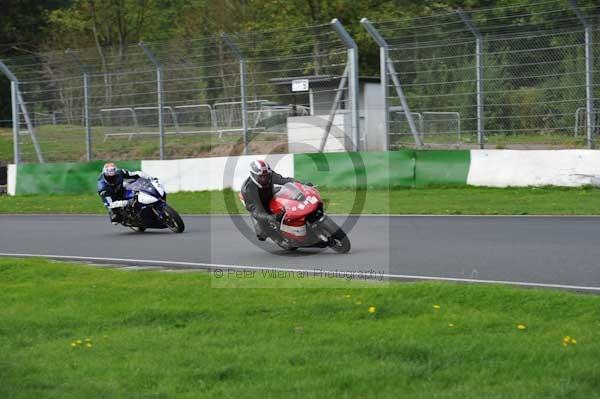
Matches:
[[97, 162, 148, 224]]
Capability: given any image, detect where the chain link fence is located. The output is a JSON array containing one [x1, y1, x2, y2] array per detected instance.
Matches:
[[1, 1, 599, 164], [367, 0, 599, 150], [0, 21, 355, 163]]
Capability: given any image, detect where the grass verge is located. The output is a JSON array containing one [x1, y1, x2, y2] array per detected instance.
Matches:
[[2, 186, 600, 215], [0, 257, 599, 398]]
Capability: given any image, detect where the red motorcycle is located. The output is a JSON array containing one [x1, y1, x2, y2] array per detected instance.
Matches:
[[240, 182, 351, 253]]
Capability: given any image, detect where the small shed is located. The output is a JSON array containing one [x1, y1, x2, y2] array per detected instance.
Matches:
[[269, 75, 386, 152]]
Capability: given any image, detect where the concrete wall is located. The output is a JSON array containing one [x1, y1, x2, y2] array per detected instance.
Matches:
[[467, 150, 600, 187], [8, 150, 600, 195], [141, 154, 294, 193]]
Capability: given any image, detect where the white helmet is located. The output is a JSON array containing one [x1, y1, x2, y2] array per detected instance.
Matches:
[[102, 162, 121, 186], [249, 160, 272, 188]]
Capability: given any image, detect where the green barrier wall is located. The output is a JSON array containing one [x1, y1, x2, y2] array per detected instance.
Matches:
[[294, 150, 470, 188], [414, 150, 470, 187], [16, 161, 141, 195], [294, 151, 415, 189], [13, 151, 470, 194]]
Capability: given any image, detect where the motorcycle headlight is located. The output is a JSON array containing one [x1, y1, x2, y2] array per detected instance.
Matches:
[[138, 192, 158, 204]]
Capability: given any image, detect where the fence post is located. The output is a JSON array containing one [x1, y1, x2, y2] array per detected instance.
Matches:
[[139, 42, 165, 160], [221, 33, 249, 155], [457, 9, 485, 149], [0, 62, 20, 164], [0, 60, 45, 163], [331, 19, 360, 152], [361, 18, 424, 149], [319, 64, 350, 152], [66, 49, 92, 161], [569, 0, 594, 149]]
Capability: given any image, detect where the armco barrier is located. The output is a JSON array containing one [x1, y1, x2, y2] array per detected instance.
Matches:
[[15, 161, 141, 195]]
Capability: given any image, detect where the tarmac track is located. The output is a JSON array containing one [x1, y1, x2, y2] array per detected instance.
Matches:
[[1, 215, 600, 291]]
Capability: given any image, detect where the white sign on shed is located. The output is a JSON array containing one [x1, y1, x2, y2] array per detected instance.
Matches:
[[291, 79, 309, 92]]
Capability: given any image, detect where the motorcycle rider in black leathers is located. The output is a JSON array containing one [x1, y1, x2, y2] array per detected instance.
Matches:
[[97, 162, 148, 225], [241, 160, 299, 241]]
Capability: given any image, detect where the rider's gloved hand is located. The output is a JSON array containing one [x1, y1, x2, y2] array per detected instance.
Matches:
[[109, 200, 129, 209]]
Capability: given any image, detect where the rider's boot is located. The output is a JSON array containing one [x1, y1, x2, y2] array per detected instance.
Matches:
[[108, 209, 122, 225], [252, 217, 270, 241]]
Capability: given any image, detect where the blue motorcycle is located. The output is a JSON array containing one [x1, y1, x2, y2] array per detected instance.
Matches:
[[120, 177, 185, 233]]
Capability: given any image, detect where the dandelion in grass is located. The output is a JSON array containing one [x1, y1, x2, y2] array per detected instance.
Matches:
[[368, 306, 376, 314], [86, 343, 92, 348], [517, 324, 526, 330], [70, 342, 77, 347], [562, 336, 577, 346], [433, 305, 441, 310], [85, 338, 92, 342], [76, 339, 83, 344], [448, 323, 455, 328]]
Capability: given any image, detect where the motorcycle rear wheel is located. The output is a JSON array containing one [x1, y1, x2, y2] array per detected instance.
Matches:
[[163, 205, 185, 233]]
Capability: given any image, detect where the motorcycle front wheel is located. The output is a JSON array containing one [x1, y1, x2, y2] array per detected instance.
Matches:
[[162, 204, 185, 233], [320, 216, 351, 254]]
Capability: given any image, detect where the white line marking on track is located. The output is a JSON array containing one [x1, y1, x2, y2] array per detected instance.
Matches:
[[1, 252, 599, 292]]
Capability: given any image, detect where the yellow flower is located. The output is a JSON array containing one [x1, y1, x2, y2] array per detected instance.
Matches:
[[76, 339, 83, 344], [448, 323, 455, 328], [517, 324, 526, 330], [433, 305, 441, 309], [563, 336, 571, 343], [70, 342, 77, 347], [368, 306, 376, 314], [571, 339, 577, 345], [86, 343, 92, 348], [85, 338, 92, 342]]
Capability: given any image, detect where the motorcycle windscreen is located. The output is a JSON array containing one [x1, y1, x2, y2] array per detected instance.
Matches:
[[126, 178, 157, 196], [274, 182, 305, 202]]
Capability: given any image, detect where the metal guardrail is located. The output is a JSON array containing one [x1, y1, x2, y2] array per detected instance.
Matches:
[[390, 107, 462, 140], [99, 101, 294, 141]]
